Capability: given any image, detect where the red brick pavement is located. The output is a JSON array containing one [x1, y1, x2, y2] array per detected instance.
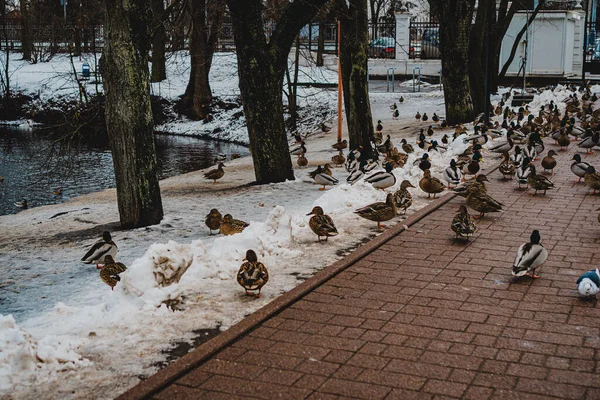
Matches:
[[121, 140, 600, 400]]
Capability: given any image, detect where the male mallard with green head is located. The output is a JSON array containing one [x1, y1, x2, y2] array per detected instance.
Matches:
[[82, 231, 118, 269], [237, 250, 269, 297], [307, 206, 338, 242], [354, 193, 397, 229]]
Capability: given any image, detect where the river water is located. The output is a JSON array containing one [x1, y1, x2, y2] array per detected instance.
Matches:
[[0, 127, 248, 216]]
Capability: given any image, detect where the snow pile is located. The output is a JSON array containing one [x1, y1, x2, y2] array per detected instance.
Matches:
[[0, 314, 90, 392]]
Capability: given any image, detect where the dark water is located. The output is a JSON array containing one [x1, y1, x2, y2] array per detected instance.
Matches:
[[0, 127, 248, 216]]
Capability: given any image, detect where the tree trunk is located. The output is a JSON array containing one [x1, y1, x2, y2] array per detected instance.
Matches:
[[21, 0, 32, 61], [316, 21, 325, 66], [339, 0, 375, 157], [151, 0, 167, 82], [227, 0, 328, 184], [102, 0, 164, 229], [468, 0, 488, 115], [429, 0, 475, 125]]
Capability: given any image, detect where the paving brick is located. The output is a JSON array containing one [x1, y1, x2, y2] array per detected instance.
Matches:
[[422, 379, 467, 398], [318, 378, 392, 399], [153, 384, 207, 400]]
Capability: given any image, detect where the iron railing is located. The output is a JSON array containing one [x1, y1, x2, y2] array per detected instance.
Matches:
[[409, 17, 440, 60]]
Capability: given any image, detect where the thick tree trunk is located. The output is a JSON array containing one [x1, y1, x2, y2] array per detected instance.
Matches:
[[102, 0, 163, 228], [151, 0, 167, 82], [429, 0, 475, 125], [316, 21, 325, 66], [227, 0, 328, 184], [21, 0, 32, 61], [340, 0, 375, 157]]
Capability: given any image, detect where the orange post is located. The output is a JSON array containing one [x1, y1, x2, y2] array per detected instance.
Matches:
[[337, 19, 342, 144]]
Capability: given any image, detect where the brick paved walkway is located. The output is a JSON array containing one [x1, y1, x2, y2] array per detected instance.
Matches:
[[122, 141, 600, 400]]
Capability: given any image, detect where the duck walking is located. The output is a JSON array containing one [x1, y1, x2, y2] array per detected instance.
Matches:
[[307, 206, 338, 242], [571, 154, 593, 182], [220, 214, 249, 236], [205, 209, 223, 235], [443, 159, 463, 188], [354, 193, 397, 229], [204, 162, 225, 184], [401, 139, 414, 154], [393, 180, 415, 214], [584, 166, 600, 194], [237, 250, 269, 297], [451, 205, 477, 240], [466, 186, 504, 218], [82, 231, 118, 269], [541, 150, 557, 174], [527, 164, 554, 195], [499, 152, 516, 179], [512, 230, 548, 279], [365, 162, 396, 190], [290, 141, 307, 157], [577, 268, 600, 297], [99, 255, 127, 290], [419, 170, 444, 199]]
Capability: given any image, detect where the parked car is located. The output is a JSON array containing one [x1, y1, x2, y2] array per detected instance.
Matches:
[[421, 27, 440, 59], [369, 37, 396, 58]]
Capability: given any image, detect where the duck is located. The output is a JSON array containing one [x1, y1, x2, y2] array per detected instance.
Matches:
[[204, 162, 225, 184], [215, 153, 227, 162], [393, 180, 414, 214], [14, 200, 28, 209], [307, 206, 338, 242], [81, 231, 118, 268], [237, 250, 269, 297], [354, 193, 397, 229], [571, 154, 593, 182], [376, 135, 392, 153], [52, 188, 63, 196], [392, 109, 399, 119], [512, 230, 548, 279], [464, 152, 482, 178], [417, 131, 428, 149], [292, 133, 303, 144], [578, 131, 600, 153], [465, 185, 504, 218], [390, 103, 397, 110], [557, 129, 571, 149], [347, 161, 367, 185], [99, 255, 127, 290], [314, 170, 339, 190], [422, 113, 428, 122], [451, 205, 477, 240], [527, 164, 554, 195], [516, 156, 532, 188], [331, 151, 345, 167], [297, 153, 308, 168], [443, 159, 463, 188], [441, 120, 448, 128], [419, 170, 444, 199], [541, 150, 557, 174], [441, 134, 449, 145], [365, 162, 396, 190], [577, 268, 600, 297], [499, 152, 516, 179], [418, 153, 431, 172], [584, 166, 600, 194], [332, 140, 348, 151], [427, 125, 434, 136], [231, 153, 242, 159], [320, 122, 331, 133], [376, 120, 383, 132], [220, 214, 249, 236], [399, 96, 404, 103], [415, 111, 421, 120], [401, 138, 414, 154], [0, 176, 3, 182], [523, 143, 537, 161], [290, 141, 307, 157], [510, 146, 524, 166], [345, 149, 360, 172], [452, 174, 489, 198], [205, 208, 223, 235], [309, 164, 324, 179], [432, 113, 440, 123]]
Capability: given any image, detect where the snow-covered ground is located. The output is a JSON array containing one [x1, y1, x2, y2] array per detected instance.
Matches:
[[0, 47, 583, 399]]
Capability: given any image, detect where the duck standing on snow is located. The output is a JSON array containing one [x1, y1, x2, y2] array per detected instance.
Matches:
[[354, 193, 397, 229], [365, 162, 396, 190], [419, 170, 444, 199], [376, 120, 383, 132], [443, 159, 463, 188], [527, 164, 554, 195], [401, 138, 414, 154], [541, 150, 557, 174], [14, 200, 28, 209], [205, 208, 223, 235], [290, 141, 307, 158], [346, 160, 367, 185], [432, 113, 440, 123], [577, 268, 600, 297], [512, 230, 548, 279], [82, 231, 118, 268], [237, 250, 269, 297], [571, 154, 592, 182], [99, 255, 127, 290], [451, 205, 477, 240], [320, 122, 331, 133], [331, 151, 345, 167], [418, 153, 431, 171], [297, 152, 308, 168], [307, 206, 338, 242], [204, 162, 225, 184], [220, 214, 249, 236], [332, 140, 348, 151], [422, 113, 429, 122], [415, 111, 421, 120], [314, 170, 339, 190], [393, 180, 414, 214]]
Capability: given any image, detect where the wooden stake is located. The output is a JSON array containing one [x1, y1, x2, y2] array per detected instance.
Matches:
[[337, 19, 342, 144]]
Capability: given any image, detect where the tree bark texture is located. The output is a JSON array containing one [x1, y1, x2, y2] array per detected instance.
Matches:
[[468, 0, 488, 115], [316, 21, 325, 66], [226, 0, 328, 184], [151, 0, 167, 82], [429, 0, 476, 125], [102, 0, 164, 228], [339, 0, 375, 157], [21, 0, 32, 61]]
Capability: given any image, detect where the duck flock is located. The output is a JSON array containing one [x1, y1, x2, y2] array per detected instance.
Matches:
[[83, 85, 600, 301]]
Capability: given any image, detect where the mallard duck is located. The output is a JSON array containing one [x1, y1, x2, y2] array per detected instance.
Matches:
[[323, 163, 333, 176], [578, 131, 599, 153], [292, 133, 303, 144], [393, 109, 399, 119], [347, 160, 367, 185], [365, 162, 396, 190], [231, 153, 242, 159], [14, 200, 28, 209], [237, 250, 269, 297], [571, 154, 593, 182], [376, 135, 392, 153], [390, 103, 397, 110], [488, 131, 514, 154], [512, 230, 548, 279], [376, 120, 383, 132], [419, 170, 444, 199], [307, 206, 338, 242], [345, 150, 358, 172], [452, 174, 489, 197], [557, 129, 570, 149], [441, 120, 448, 128], [443, 159, 463, 188], [99, 255, 127, 290], [297, 153, 308, 168], [584, 166, 600, 194], [215, 153, 227, 162], [577, 268, 600, 297], [524, 143, 537, 161], [332, 140, 348, 151], [399, 96, 404, 103], [52, 188, 63, 196], [418, 153, 431, 172], [415, 111, 421, 120], [499, 152, 516, 179], [354, 193, 397, 229], [204, 162, 225, 184], [516, 157, 532, 188], [451, 205, 477, 240], [432, 113, 440, 123], [422, 113, 429, 122], [314, 171, 339, 190], [205, 209, 222, 235], [541, 150, 557, 173], [220, 214, 249, 236], [290, 141, 307, 157], [320, 123, 331, 133], [82, 231, 118, 268], [466, 186, 504, 218], [309, 165, 323, 179], [528, 164, 554, 195], [441, 134, 449, 145], [427, 125, 434, 136], [331, 151, 345, 167], [393, 180, 414, 214], [464, 152, 482, 179], [417, 131, 428, 149], [401, 138, 414, 154]]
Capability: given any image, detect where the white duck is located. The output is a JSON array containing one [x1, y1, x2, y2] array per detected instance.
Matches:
[[577, 268, 600, 297]]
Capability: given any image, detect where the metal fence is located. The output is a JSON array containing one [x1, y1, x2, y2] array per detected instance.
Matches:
[[409, 18, 440, 60], [584, 21, 600, 74], [300, 20, 396, 59], [0, 24, 104, 55]]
